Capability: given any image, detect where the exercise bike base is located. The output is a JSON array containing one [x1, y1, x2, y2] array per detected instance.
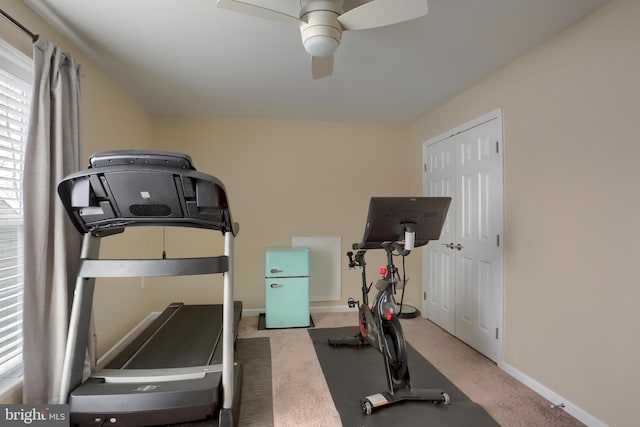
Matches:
[[361, 389, 450, 415]]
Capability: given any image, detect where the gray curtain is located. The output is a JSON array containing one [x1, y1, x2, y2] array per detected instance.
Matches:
[[22, 38, 90, 404]]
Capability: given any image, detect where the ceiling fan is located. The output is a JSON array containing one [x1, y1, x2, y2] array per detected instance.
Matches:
[[216, 0, 429, 79]]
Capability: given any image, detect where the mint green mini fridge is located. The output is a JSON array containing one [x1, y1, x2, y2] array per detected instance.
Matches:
[[265, 247, 310, 328]]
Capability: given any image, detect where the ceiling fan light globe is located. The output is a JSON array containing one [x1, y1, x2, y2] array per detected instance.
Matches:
[[303, 35, 339, 57]]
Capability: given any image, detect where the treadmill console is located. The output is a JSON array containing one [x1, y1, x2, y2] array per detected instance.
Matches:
[[58, 150, 237, 236]]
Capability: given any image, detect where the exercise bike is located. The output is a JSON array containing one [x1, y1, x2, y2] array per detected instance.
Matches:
[[328, 196, 452, 415]]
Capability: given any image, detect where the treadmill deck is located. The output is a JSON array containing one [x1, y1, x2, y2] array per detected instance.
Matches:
[[69, 302, 243, 426]]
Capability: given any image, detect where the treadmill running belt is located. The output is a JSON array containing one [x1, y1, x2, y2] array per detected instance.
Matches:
[[123, 304, 223, 369]]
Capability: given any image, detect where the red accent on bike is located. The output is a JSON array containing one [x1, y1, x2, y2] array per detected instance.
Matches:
[[385, 312, 392, 321], [378, 267, 387, 276]]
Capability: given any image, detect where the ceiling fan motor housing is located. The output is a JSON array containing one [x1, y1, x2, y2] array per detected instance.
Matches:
[[299, 1, 344, 57]]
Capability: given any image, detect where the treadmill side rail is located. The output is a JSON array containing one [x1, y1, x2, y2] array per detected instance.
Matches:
[[95, 364, 223, 383]]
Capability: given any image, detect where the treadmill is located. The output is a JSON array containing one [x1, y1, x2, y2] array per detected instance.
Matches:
[[57, 150, 242, 427]]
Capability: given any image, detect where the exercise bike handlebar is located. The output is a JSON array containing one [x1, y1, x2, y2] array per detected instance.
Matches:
[[347, 251, 355, 268], [347, 250, 367, 269], [352, 239, 413, 258], [387, 240, 412, 257], [352, 224, 416, 255]]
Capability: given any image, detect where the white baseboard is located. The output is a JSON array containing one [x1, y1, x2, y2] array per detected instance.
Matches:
[[498, 361, 608, 427], [242, 305, 356, 317], [241, 308, 263, 317], [311, 305, 355, 313]]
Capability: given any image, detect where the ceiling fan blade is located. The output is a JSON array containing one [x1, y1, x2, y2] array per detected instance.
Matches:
[[312, 56, 333, 79], [338, 0, 428, 31], [216, 0, 302, 26]]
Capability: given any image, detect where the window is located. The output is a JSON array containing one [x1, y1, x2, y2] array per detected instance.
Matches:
[[0, 38, 32, 378]]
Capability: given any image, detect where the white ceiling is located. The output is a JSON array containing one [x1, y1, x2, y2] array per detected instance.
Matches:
[[24, 0, 608, 124]]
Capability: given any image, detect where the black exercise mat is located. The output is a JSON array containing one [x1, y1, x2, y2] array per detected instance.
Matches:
[[235, 337, 273, 427], [309, 327, 499, 427]]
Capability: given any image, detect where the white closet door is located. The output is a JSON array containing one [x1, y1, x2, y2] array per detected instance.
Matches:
[[453, 118, 503, 362], [423, 112, 504, 362]]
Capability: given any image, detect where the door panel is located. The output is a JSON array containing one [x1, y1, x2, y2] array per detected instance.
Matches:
[[455, 119, 503, 361], [423, 138, 456, 334], [427, 248, 455, 332], [423, 114, 503, 362]]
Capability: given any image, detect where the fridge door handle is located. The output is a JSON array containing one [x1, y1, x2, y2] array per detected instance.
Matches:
[[270, 283, 283, 288], [270, 269, 282, 274]]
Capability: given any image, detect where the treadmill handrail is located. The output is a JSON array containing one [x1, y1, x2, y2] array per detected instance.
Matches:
[[79, 256, 229, 278]]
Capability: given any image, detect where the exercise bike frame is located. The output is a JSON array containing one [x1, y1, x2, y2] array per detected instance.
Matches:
[[329, 236, 450, 414]]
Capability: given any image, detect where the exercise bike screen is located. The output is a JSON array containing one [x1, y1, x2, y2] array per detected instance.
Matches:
[[355, 197, 451, 250]]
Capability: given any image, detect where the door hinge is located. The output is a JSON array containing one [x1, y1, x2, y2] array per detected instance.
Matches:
[[424, 163, 427, 172], [496, 141, 499, 154], [496, 234, 500, 247], [496, 328, 499, 339], [423, 291, 427, 300]]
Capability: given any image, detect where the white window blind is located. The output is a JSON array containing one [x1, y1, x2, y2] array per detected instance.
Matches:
[[0, 38, 32, 378]]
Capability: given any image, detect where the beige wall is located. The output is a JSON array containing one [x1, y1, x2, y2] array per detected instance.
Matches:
[[148, 117, 411, 311], [409, 0, 639, 425]]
